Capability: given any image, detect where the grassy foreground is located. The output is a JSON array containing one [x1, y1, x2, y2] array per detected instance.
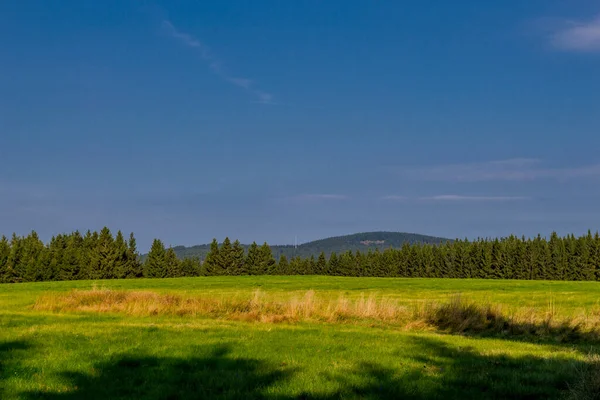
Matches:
[[1, 276, 600, 399]]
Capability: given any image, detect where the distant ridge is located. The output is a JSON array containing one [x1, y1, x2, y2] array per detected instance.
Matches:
[[160, 231, 451, 261]]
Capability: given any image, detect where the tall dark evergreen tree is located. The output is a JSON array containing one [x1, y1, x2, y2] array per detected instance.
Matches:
[[165, 247, 182, 277], [328, 252, 340, 276], [113, 231, 129, 279], [59, 231, 83, 281], [315, 252, 327, 275], [144, 239, 167, 278], [204, 239, 223, 276], [0, 235, 11, 283], [258, 242, 276, 275], [90, 227, 116, 280], [245, 242, 260, 275], [231, 240, 247, 275], [180, 257, 201, 277], [277, 254, 289, 275], [219, 237, 234, 275], [124, 233, 143, 278]]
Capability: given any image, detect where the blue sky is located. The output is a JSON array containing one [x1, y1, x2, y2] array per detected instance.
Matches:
[[1, 1, 600, 250]]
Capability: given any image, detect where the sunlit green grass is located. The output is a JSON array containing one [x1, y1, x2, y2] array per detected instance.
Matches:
[[1, 276, 599, 399]]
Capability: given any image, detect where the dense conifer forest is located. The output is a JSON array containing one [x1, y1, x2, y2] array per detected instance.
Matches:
[[167, 232, 450, 260], [1, 228, 600, 282]]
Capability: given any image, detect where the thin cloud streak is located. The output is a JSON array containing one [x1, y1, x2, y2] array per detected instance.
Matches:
[[162, 20, 275, 103], [280, 194, 349, 204], [549, 14, 600, 52], [421, 195, 531, 202], [295, 194, 348, 201], [380, 195, 408, 201], [395, 159, 600, 182]]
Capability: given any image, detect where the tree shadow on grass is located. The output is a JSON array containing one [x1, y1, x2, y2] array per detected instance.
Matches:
[[301, 336, 597, 400], [14, 337, 600, 400], [24, 344, 296, 400], [0, 340, 32, 398]]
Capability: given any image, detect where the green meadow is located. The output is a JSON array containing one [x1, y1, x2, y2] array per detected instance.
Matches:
[[1, 276, 600, 399]]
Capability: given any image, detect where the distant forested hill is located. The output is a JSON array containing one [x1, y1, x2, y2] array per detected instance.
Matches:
[[161, 232, 451, 261]]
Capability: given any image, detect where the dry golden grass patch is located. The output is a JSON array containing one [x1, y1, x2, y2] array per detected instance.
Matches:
[[34, 288, 600, 341]]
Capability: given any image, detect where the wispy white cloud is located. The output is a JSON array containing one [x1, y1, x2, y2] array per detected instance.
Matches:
[[296, 194, 348, 201], [395, 159, 600, 182], [281, 194, 349, 204], [162, 20, 275, 103], [549, 14, 600, 52], [380, 195, 408, 201], [421, 195, 531, 202]]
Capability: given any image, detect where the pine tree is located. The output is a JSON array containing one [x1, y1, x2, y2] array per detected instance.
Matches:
[[22, 231, 45, 282], [548, 232, 565, 281], [420, 245, 435, 278], [328, 252, 340, 275], [278, 254, 289, 275], [305, 255, 316, 275], [594, 232, 600, 282], [59, 231, 83, 281], [8, 234, 25, 282], [45, 234, 68, 281], [204, 239, 223, 276], [397, 243, 410, 277], [231, 240, 247, 275], [583, 231, 596, 281], [165, 247, 182, 277], [315, 252, 327, 275], [180, 257, 201, 277], [219, 237, 234, 275], [289, 256, 302, 275], [113, 231, 129, 279], [258, 242, 275, 275], [144, 239, 167, 278], [490, 239, 505, 279], [124, 233, 143, 278], [245, 242, 260, 275], [91, 227, 116, 279], [78, 230, 96, 280], [0, 235, 11, 283]]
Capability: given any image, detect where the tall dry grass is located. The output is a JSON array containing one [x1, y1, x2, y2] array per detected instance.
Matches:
[[33, 288, 600, 341]]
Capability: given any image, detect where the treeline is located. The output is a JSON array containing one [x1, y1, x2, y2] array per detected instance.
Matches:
[[1, 229, 600, 282]]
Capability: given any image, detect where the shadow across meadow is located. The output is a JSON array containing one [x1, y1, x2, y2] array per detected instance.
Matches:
[[16, 337, 599, 400]]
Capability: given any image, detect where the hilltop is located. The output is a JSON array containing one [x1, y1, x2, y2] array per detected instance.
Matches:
[[163, 231, 451, 261]]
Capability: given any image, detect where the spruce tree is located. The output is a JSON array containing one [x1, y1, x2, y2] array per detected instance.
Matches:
[[8, 234, 25, 282], [22, 231, 45, 282], [113, 231, 129, 279], [305, 255, 316, 275], [328, 252, 340, 276], [144, 239, 167, 278], [59, 231, 83, 281], [231, 240, 246, 275], [92, 227, 116, 279], [315, 252, 327, 275], [0, 236, 10, 283], [289, 256, 302, 275], [124, 233, 143, 278], [180, 257, 201, 277], [78, 230, 96, 280], [258, 242, 275, 275], [219, 237, 233, 274], [277, 254, 289, 275], [204, 239, 222, 276], [165, 247, 182, 277], [245, 242, 260, 275]]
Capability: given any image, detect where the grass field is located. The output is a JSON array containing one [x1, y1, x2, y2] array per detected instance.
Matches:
[[1, 276, 600, 399]]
